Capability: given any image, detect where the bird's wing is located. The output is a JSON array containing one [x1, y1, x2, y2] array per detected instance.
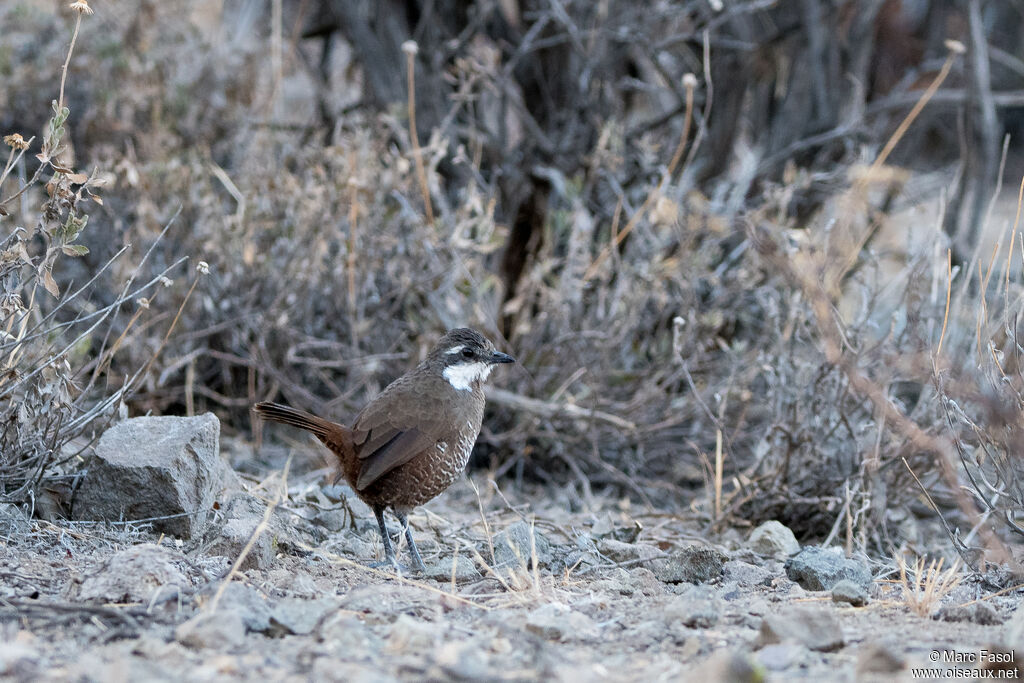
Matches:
[[350, 379, 440, 491]]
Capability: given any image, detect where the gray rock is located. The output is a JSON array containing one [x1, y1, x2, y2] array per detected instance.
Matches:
[[758, 607, 845, 652], [207, 515, 276, 571], [935, 602, 1002, 625], [205, 491, 328, 571], [785, 547, 871, 592], [596, 538, 660, 563], [386, 613, 442, 652], [831, 579, 869, 606], [425, 555, 481, 582], [0, 504, 31, 538], [266, 568, 319, 597], [646, 545, 726, 584], [437, 639, 493, 680], [491, 521, 553, 569], [318, 613, 383, 658], [689, 652, 764, 683], [209, 581, 272, 632], [665, 590, 720, 628], [74, 413, 232, 538], [524, 603, 599, 641], [175, 610, 246, 650], [78, 543, 195, 604], [747, 521, 800, 558], [856, 641, 905, 675], [590, 514, 643, 543], [626, 567, 666, 596], [757, 643, 805, 671], [722, 560, 774, 588], [312, 508, 349, 533], [268, 597, 341, 636]]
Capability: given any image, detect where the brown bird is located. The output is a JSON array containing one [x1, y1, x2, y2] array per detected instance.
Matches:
[[254, 328, 514, 572]]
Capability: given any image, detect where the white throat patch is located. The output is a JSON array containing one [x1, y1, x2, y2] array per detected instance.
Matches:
[[443, 361, 493, 391]]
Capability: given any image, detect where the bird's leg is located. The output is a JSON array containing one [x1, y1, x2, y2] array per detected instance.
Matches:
[[395, 510, 426, 573], [369, 505, 401, 571]]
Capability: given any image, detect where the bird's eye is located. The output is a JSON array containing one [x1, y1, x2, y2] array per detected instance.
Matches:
[[461, 347, 474, 359]]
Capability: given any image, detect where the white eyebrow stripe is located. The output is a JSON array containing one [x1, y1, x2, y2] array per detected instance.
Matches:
[[445, 345, 466, 355]]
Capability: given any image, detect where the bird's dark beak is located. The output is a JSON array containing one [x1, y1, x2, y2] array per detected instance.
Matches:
[[490, 351, 515, 364]]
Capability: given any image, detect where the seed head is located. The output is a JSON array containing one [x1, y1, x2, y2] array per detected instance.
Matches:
[[69, 0, 94, 15], [4, 134, 28, 151]]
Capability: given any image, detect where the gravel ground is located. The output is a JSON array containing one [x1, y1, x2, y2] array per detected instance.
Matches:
[[1, 447, 1021, 683]]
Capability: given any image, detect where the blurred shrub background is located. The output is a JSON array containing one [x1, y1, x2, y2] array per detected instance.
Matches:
[[3, 0, 1024, 564]]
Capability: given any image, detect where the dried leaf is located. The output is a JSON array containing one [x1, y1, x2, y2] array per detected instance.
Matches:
[[67, 172, 89, 185], [41, 268, 59, 297], [61, 244, 89, 257], [89, 194, 103, 205]]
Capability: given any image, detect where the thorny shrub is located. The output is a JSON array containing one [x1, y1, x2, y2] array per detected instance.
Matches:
[[0, 2, 184, 506]]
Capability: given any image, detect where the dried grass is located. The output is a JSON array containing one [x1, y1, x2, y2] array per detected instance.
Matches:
[[897, 555, 962, 618], [0, 7, 189, 504]]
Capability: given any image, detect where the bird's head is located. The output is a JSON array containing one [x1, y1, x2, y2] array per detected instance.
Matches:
[[429, 328, 515, 391]]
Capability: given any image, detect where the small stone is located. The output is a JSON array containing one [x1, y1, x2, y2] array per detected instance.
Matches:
[[935, 602, 1002, 625], [722, 560, 773, 588], [757, 643, 805, 671], [491, 522, 553, 569], [856, 641, 905, 675], [626, 567, 665, 596], [318, 613, 382, 659], [424, 555, 481, 582], [208, 516, 275, 571], [74, 413, 231, 538], [689, 651, 764, 683], [758, 607, 844, 652], [78, 543, 195, 604], [646, 545, 726, 584], [205, 492, 295, 571], [436, 639, 491, 680], [175, 610, 246, 650], [312, 508, 348, 533], [590, 515, 643, 543], [209, 582, 272, 633], [386, 614, 441, 653], [665, 590, 720, 629], [525, 603, 599, 642], [281, 571, 319, 597], [831, 579, 869, 607], [596, 538, 660, 563], [747, 521, 800, 559], [785, 547, 871, 592], [268, 597, 340, 636]]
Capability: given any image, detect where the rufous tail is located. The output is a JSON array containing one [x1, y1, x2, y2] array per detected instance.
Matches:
[[253, 402, 345, 442]]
